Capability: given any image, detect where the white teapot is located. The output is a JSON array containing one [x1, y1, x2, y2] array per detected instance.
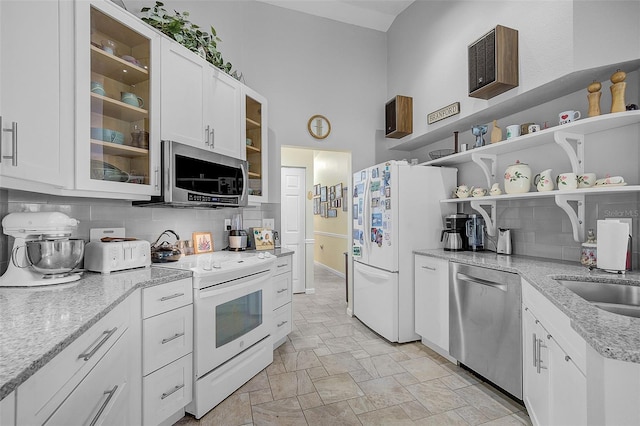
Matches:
[[534, 169, 554, 192], [504, 160, 532, 194], [455, 185, 471, 198], [489, 183, 502, 196]]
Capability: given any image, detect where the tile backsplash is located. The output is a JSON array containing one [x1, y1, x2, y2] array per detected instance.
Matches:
[[0, 189, 279, 274], [470, 194, 639, 268]]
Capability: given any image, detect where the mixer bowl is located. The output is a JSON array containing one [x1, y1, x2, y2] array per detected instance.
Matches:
[[25, 239, 85, 275]]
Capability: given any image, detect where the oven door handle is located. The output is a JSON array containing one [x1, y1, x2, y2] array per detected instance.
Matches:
[[198, 270, 271, 299]]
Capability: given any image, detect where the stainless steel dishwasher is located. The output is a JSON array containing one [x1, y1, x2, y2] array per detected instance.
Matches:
[[449, 262, 522, 399]]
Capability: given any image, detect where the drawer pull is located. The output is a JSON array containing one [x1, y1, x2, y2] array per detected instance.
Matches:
[[89, 385, 118, 426], [277, 263, 288, 268], [421, 265, 436, 271], [162, 332, 185, 344], [277, 288, 287, 294], [160, 292, 185, 302], [78, 327, 117, 361], [161, 384, 184, 400], [277, 320, 288, 327]]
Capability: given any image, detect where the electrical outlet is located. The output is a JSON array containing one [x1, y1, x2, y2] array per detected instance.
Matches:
[[224, 219, 231, 231], [262, 218, 275, 230]]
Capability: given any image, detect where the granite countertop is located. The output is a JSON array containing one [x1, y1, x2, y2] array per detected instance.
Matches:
[[414, 249, 640, 364], [0, 267, 191, 401]]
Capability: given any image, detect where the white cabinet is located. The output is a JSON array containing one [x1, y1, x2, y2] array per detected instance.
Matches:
[[272, 255, 293, 348], [161, 38, 243, 160], [414, 255, 451, 356], [0, 0, 68, 189], [242, 86, 269, 202], [0, 391, 15, 426], [75, 0, 161, 197], [141, 278, 193, 426], [522, 279, 587, 426], [16, 289, 141, 426]]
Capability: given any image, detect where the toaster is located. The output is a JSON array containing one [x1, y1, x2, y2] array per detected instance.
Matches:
[[84, 228, 151, 273]]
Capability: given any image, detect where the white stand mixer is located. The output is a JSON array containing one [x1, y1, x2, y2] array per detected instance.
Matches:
[[0, 212, 84, 287]]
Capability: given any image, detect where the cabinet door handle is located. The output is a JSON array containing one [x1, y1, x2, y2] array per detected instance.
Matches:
[[78, 327, 117, 361], [565, 355, 571, 362], [161, 384, 184, 400], [277, 320, 288, 327], [205, 125, 210, 145], [536, 337, 547, 374], [421, 265, 436, 271], [161, 332, 185, 344], [277, 288, 287, 294], [210, 128, 215, 149], [89, 385, 118, 426], [154, 167, 159, 190], [160, 292, 184, 301], [277, 263, 288, 268], [532, 333, 538, 368], [2, 119, 18, 166]]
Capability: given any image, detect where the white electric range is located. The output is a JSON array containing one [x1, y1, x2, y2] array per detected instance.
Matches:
[[154, 251, 276, 418]]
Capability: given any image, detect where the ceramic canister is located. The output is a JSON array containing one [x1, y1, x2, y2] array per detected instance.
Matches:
[[504, 160, 532, 194]]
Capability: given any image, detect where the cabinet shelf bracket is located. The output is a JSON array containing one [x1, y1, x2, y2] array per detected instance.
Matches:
[[469, 199, 497, 237], [471, 153, 497, 187], [553, 131, 584, 175], [554, 193, 585, 242]]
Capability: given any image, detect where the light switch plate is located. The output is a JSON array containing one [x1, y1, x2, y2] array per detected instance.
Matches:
[[262, 218, 275, 230]]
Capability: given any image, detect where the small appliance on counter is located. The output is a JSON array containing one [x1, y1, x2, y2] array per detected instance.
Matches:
[[466, 214, 486, 251], [442, 214, 468, 251], [496, 228, 512, 255], [0, 212, 85, 287], [229, 213, 248, 251], [597, 219, 631, 273], [150, 229, 182, 263], [84, 228, 151, 274]]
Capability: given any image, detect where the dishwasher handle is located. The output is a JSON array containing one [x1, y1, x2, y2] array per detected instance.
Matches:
[[456, 272, 508, 292]]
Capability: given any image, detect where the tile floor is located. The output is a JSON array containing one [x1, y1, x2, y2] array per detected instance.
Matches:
[[175, 266, 531, 426]]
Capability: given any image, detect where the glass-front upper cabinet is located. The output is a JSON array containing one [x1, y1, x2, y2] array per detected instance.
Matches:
[[242, 86, 268, 203], [75, 0, 160, 197]]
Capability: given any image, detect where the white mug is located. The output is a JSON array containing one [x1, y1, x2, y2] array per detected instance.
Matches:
[[559, 110, 581, 125], [556, 172, 578, 190], [506, 125, 520, 139]]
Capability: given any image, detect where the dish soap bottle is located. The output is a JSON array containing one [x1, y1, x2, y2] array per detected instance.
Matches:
[[580, 229, 597, 267]]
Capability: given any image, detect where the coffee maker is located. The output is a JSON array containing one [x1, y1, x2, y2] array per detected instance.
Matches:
[[465, 214, 486, 251], [442, 214, 468, 251]]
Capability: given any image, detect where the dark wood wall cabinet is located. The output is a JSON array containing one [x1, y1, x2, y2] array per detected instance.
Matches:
[[385, 95, 413, 139], [468, 25, 519, 100]]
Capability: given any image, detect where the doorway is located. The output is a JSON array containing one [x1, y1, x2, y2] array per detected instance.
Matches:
[[280, 147, 351, 295]]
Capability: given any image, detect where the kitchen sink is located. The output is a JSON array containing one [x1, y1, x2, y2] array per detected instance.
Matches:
[[557, 279, 640, 318]]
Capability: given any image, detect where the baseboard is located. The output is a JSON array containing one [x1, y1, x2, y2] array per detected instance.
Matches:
[[305, 288, 316, 294], [346, 307, 353, 317], [314, 261, 345, 278]]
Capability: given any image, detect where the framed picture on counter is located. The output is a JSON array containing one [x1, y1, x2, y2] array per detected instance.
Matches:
[[193, 232, 213, 254]]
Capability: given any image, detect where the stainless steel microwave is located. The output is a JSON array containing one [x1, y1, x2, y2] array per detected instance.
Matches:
[[135, 140, 248, 208]]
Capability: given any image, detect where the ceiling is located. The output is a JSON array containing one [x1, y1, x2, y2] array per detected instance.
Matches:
[[256, 0, 415, 32]]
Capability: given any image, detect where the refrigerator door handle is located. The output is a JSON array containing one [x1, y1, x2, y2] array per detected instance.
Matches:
[[356, 264, 388, 281], [364, 172, 372, 253]]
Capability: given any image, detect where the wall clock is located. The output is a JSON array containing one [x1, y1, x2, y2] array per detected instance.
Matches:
[[307, 114, 331, 139]]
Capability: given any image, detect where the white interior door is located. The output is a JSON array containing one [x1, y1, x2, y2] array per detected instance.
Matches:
[[281, 167, 306, 293]]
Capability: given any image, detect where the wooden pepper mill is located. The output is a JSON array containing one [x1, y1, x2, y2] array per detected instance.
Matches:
[[610, 69, 627, 113], [587, 80, 602, 117]]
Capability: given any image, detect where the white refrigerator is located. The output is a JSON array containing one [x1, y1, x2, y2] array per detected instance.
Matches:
[[352, 160, 456, 343]]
